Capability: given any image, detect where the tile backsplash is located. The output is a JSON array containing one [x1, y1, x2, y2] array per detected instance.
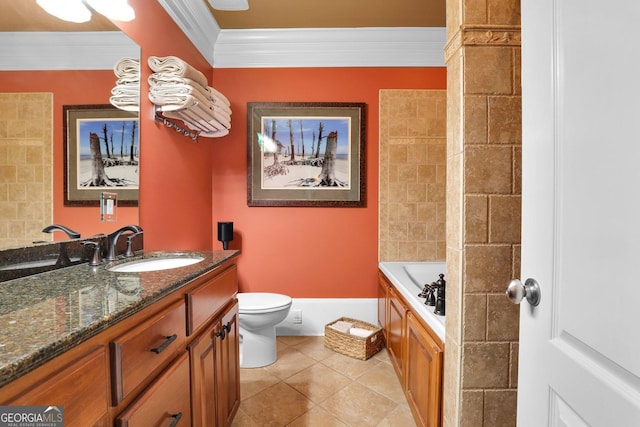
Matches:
[[379, 89, 447, 261]]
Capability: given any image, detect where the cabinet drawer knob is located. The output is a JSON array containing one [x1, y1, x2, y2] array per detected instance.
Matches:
[[169, 412, 183, 427], [150, 334, 178, 354]]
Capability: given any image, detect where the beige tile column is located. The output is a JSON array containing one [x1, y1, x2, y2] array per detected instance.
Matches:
[[0, 93, 53, 249], [444, 0, 521, 425]]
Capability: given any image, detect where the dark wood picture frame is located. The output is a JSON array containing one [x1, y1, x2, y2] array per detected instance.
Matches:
[[247, 102, 366, 207], [63, 104, 139, 206]]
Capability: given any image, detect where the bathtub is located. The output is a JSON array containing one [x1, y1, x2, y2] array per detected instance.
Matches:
[[379, 262, 446, 341]]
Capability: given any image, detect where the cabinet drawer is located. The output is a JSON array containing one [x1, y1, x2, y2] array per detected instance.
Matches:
[[115, 352, 191, 427], [8, 346, 108, 427], [186, 265, 237, 335], [111, 301, 186, 404]]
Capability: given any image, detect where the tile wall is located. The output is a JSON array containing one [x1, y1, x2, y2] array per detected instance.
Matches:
[[379, 89, 447, 262], [444, 0, 522, 425], [0, 93, 53, 249]]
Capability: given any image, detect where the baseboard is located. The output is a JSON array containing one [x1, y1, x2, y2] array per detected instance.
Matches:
[[276, 298, 378, 336]]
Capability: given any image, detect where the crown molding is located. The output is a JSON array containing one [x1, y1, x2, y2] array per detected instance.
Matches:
[[0, 32, 139, 71], [157, 0, 221, 66], [212, 27, 447, 68]]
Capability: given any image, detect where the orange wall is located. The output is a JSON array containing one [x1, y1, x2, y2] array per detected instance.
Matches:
[[209, 68, 446, 297], [0, 70, 138, 238], [116, 0, 215, 250]]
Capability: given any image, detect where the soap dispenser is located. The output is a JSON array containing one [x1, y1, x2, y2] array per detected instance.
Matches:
[[217, 222, 234, 250]]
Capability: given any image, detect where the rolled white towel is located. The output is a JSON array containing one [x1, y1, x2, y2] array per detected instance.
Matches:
[[149, 74, 232, 111], [163, 103, 230, 131], [114, 57, 139, 79], [150, 94, 231, 129], [148, 56, 208, 89], [149, 83, 231, 116], [109, 96, 139, 112], [111, 86, 140, 97], [349, 327, 374, 338]]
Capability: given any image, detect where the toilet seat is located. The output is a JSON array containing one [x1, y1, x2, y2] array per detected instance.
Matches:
[[238, 292, 292, 314]]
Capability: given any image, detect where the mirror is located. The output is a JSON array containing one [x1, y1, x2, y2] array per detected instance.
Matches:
[[0, 0, 140, 250]]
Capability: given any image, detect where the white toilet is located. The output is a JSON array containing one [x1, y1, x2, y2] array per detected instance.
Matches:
[[237, 292, 292, 368]]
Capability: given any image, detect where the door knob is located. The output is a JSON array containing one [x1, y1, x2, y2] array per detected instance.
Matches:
[[506, 278, 541, 306]]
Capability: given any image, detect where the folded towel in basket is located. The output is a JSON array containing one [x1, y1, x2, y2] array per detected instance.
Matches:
[[148, 56, 209, 89], [349, 327, 374, 338], [329, 320, 354, 334]]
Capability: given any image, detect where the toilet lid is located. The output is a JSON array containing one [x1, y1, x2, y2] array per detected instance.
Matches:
[[237, 292, 292, 312]]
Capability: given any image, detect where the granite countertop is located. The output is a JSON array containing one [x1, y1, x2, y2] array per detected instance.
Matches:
[[0, 250, 239, 387]]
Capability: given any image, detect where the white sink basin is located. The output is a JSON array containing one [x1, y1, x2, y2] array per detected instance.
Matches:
[[108, 256, 204, 273]]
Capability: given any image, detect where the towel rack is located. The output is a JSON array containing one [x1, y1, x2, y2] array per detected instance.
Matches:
[[154, 111, 199, 141]]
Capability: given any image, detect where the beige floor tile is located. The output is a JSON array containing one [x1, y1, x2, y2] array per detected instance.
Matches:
[[376, 403, 418, 427], [320, 382, 398, 427], [265, 345, 317, 380], [372, 348, 392, 364], [287, 406, 349, 427], [285, 363, 352, 404], [290, 336, 336, 361], [230, 407, 260, 427], [238, 367, 281, 400], [240, 382, 315, 427], [356, 362, 406, 404], [321, 351, 382, 380], [235, 337, 418, 427], [278, 335, 317, 348]]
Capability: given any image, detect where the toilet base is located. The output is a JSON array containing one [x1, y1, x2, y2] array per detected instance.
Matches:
[[239, 325, 278, 368]]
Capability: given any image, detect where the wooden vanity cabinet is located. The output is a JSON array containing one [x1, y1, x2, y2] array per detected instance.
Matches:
[[0, 259, 240, 427], [406, 312, 443, 427], [387, 286, 408, 379], [378, 270, 444, 427], [190, 300, 240, 426]]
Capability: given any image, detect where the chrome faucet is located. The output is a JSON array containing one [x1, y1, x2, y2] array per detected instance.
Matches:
[[42, 224, 81, 239], [105, 225, 143, 261]]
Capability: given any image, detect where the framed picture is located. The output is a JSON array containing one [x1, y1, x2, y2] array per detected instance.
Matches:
[[247, 102, 366, 207], [63, 104, 139, 206]]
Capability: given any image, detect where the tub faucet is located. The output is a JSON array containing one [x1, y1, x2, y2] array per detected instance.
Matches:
[[42, 224, 81, 239], [106, 225, 143, 261], [433, 274, 446, 316]]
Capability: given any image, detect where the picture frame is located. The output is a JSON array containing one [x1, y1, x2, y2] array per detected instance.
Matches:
[[247, 102, 366, 207], [63, 104, 139, 206]]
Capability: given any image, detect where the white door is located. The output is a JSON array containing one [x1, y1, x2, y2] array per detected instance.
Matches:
[[517, 0, 640, 425]]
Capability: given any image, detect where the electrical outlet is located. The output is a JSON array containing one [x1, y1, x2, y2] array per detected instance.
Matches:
[[292, 309, 302, 324]]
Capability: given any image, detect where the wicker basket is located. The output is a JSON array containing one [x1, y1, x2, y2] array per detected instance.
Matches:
[[324, 317, 385, 360]]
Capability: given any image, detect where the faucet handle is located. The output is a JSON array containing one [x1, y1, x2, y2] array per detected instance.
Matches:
[[82, 241, 102, 266], [124, 231, 143, 258]]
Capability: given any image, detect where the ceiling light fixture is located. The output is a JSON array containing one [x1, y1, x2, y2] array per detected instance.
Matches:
[[37, 0, 92, 23], [208, 0, 249, 11], [36, 0, 135, 23], [85, 0, 135, 22]]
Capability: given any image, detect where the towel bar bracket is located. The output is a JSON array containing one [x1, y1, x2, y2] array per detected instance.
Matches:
[[154, 112, 199, 142]]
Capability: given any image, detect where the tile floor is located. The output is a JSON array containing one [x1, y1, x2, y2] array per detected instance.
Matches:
[[231, 336, 417, 427]]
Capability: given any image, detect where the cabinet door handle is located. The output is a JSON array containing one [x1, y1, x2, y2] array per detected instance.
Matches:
[[150, 334, 178, 354], [216, 328, 226, 340], [224, 322, 232, 333], [169, 412, 183, 427]]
